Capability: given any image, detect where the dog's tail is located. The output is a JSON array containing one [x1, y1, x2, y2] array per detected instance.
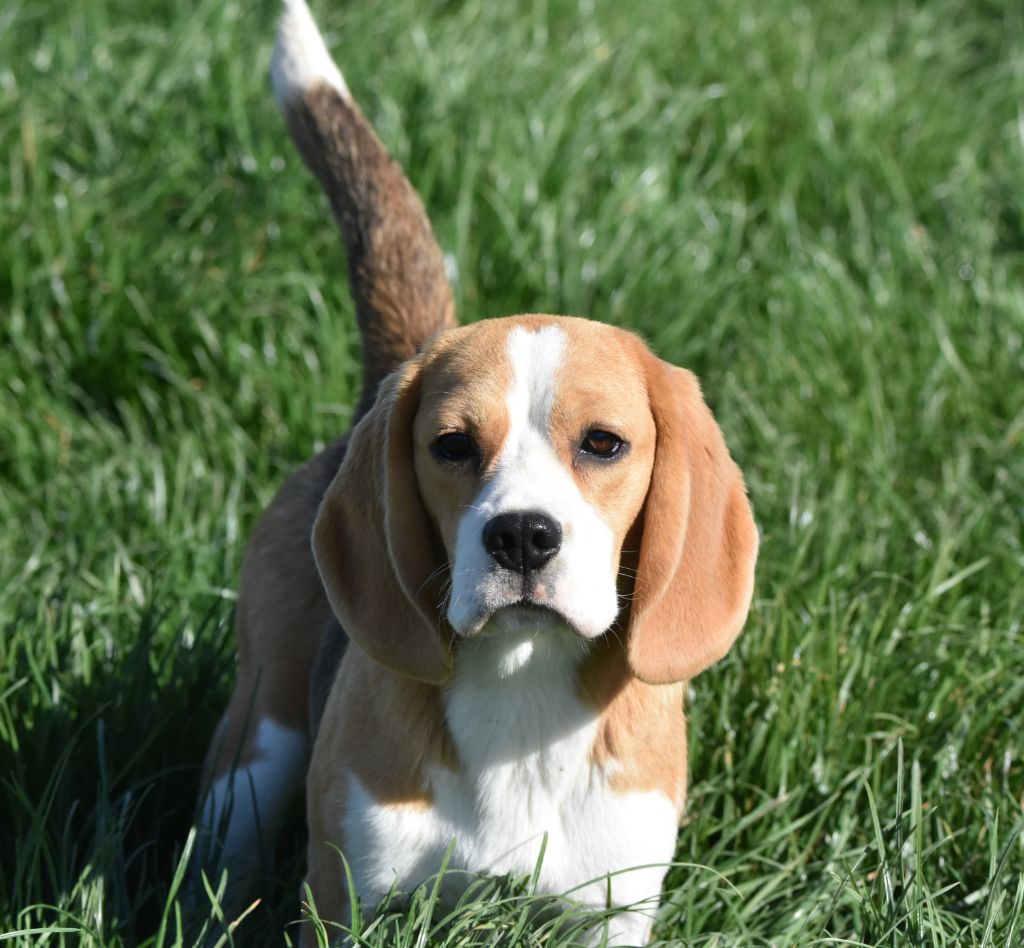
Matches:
[[271, 0, 456, 419]]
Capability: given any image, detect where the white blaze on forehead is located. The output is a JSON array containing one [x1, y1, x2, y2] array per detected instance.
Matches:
[[505, 325, 566, 436], [446, 324, 621, 639]]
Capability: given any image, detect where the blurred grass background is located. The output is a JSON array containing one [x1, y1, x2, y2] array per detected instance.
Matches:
[[1, 0, 1022, 943]]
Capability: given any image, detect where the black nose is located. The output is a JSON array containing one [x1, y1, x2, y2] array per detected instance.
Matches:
[[482, 511, 562, 573]]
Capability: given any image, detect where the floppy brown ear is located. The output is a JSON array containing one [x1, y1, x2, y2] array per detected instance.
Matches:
[[312, 361, 452, 683], [626, 355, 758, 685]]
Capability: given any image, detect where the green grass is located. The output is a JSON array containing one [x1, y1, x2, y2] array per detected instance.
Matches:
[[2, 0, 1023, 943]]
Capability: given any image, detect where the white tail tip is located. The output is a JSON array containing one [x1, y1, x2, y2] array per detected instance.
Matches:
[[271, 0, 350, 108]]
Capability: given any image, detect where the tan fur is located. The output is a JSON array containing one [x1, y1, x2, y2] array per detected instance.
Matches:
[[578, 638, 688, 807], [412, 321, 518, 552], [549, 321, 658, 545], [313, 363, 452, 685], [625, 351, 759, 685], [304, 647, 457, 923], [304, 641, 458, 935]]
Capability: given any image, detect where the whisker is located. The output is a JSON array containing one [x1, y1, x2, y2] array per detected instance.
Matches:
[[414, 561, 452, 598]]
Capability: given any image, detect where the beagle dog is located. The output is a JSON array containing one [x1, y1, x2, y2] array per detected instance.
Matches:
[[192, 1, 758, 944]]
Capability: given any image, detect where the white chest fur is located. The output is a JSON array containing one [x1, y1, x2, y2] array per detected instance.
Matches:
[[341, 618, 679, 943]]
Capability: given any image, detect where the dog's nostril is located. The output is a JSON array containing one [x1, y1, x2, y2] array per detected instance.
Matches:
[[482, 514, 522, 571], [483, 511, 562, 573], [529, 522, 560, 551]]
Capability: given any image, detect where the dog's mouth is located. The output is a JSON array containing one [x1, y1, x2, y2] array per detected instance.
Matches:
[[451, 566, 611, 640]]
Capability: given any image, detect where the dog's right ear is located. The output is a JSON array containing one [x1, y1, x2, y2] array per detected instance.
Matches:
[[313, 361, 452, 684]]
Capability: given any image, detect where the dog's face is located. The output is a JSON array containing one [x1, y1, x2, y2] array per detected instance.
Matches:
[[413, 319, 655, 642], [313, 315, 757, 686]]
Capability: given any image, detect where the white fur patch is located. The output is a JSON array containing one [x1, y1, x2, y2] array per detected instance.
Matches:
[[339, 627, 677, 943], [446, 326, 620, 640], [271, 0, 350, 108], [198, 717, 308, 887]]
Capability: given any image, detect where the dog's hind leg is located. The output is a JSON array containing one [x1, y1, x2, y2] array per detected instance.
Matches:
[[190, 671, 309, 926], [189, 442, 346, 925]]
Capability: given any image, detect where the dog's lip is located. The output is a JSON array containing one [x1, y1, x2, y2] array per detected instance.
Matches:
[[507, 599, 554, 614], [463, 599, 578, 637], [498, 601, 560, 622]]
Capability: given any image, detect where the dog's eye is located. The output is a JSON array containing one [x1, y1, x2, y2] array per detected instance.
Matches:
[[432, 432, 478, 465], [580, 429, 625, 459]]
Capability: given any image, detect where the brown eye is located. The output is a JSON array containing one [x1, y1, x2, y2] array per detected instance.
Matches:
[[580, 429, 625, 459], [432, 432, 478, 465]]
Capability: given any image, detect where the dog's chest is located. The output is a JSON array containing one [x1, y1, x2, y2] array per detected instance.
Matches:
[[437, 631, 611, 870], [343, 629, 678, 906]]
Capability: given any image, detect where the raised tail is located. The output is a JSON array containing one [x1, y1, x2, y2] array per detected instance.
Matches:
[[271, 0, 456, 419]]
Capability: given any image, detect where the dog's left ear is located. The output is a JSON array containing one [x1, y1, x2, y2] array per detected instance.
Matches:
[[626, 354, 758, 685], [312, 361, 452, 684]]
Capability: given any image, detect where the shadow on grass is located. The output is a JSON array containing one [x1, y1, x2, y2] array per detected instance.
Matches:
[[0, 602, 305, 944]]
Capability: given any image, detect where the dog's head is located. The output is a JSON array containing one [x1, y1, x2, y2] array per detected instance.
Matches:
[[313, 315, 757, 686]]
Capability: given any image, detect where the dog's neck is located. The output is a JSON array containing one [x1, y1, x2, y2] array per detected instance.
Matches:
[[443, 612, 598, 777]]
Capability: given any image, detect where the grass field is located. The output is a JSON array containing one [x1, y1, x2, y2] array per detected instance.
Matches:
[[2, 0, 1023, 943]]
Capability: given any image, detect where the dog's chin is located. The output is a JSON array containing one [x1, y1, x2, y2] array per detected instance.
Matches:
[[459, 604, 586, 679]]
